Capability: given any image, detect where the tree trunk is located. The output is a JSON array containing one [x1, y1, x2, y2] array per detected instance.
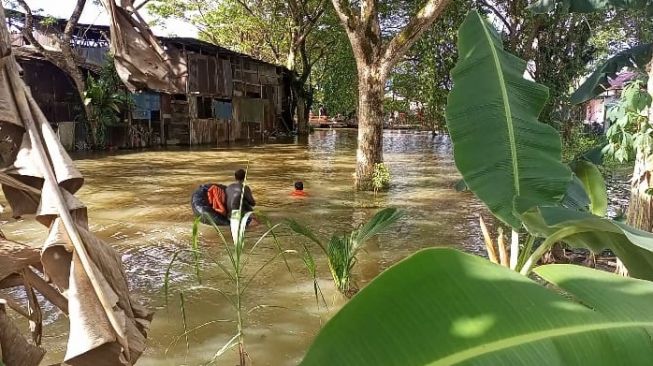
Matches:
[[627, 151, 653, 231], [621, 58, 653, 276], [66, 69, 98, 147], [297, 93, 307, 135], [355, 69, 385, 190], [628, 59, 653, 231]]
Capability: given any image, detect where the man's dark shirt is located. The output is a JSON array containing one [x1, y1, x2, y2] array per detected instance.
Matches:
[[226, 182, 256, 213]]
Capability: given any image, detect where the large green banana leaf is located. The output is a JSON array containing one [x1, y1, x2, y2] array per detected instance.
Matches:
[[446, 11, 571, 229], [529, 0, 653, 13], [521, 206, 653, 280], [301, 248, 653, 365], [570, 43, 653, 104]]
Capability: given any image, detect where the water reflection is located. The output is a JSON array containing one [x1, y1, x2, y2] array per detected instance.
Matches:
[[1, 129, 483, 365]]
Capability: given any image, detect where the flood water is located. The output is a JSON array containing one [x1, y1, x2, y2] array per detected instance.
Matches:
[[2, 129, 484, 365]]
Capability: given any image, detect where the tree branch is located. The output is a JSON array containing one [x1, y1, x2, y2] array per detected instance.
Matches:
[[380, 0, 451, 77], [361, 0, 376, 28], [63, 0, 87, 43], [15, 0, 49, 55], [330, 0, 355, 31], [134, 0, 153, 11], [234, 0, 256, 17], [477, 0, 511, 34]]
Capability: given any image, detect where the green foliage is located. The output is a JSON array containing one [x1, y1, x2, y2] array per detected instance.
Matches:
[[386, 0, 473, 130], [288, 208, 403, 296], [447, 11, 653, 278], [371, 163, 390, 194], [488, 0, 600, 124], [603, 79, 653, 162], [530, 0, 653, 14], [562, 123, 605, 162], [446, 10, 572, 230], [571, 43, 653, 104], [301, 248, 653, 365], [39, 15, 57, 27], [83, 59, 132, 146], [311, 9, 357, 116]]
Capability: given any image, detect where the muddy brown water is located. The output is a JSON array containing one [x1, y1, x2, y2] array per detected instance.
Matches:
[[1, 129, 484, 365]]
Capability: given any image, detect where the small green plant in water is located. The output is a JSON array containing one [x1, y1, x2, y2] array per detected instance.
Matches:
[[288, 208, 403, 297], [371, 163, 391, 195]]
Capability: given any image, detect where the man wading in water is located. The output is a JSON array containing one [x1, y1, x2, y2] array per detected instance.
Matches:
[[226, 169, 257, 240]]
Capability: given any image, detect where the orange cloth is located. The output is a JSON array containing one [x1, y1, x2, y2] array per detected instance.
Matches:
[[291, 189, 307, 197], [207, 185, 228, 215]]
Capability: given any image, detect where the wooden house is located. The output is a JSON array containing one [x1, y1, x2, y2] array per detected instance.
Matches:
[[5, 9, 293, 150]]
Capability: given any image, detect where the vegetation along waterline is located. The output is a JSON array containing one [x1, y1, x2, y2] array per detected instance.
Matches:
[[2, 0, 653, 365]]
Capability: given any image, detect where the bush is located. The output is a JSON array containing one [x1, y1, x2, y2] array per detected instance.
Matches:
[[372, 163, 390, 194]]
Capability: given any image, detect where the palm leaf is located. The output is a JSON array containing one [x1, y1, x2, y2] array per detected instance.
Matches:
[[445, 10, 572, 229], [570, 43, 653, 104], [301, 248, 653, 365], [354, 208, 403, 244], [286, 219, 327, 254]]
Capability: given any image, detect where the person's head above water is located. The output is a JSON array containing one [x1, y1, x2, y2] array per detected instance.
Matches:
[[235, 169, 246, 182], [294, 181, 304, 191]]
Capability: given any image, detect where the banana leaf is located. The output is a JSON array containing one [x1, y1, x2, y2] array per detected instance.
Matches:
[[529, 0, 653, 13], [561, 175, 591, 211], [570, 160, 608, 216], [301, 248, 653, 365], [570, 43, 653, 104], [521, 205, 653, 280], [446, 11, 571, 229]]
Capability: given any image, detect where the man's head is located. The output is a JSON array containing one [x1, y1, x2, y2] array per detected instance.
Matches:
[[235, 169, 246, 182], [294, 181, 304, 191]]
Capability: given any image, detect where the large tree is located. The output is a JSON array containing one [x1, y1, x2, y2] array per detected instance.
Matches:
[[148, 0, 328, 133], [11, 0, 98, 145], [329, 0, 450, 190]]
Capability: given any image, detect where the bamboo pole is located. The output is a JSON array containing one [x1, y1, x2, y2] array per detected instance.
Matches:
[[0, 11, 130, 360]]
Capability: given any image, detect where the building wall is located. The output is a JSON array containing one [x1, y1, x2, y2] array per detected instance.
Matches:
[[19, 58, 80, 123]]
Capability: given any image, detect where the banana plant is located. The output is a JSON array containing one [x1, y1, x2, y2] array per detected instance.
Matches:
[[287, 208, 403, 297], [445, 10, 572, 231], [301, 248, 653, 365], [446, 10, 653, 277]]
